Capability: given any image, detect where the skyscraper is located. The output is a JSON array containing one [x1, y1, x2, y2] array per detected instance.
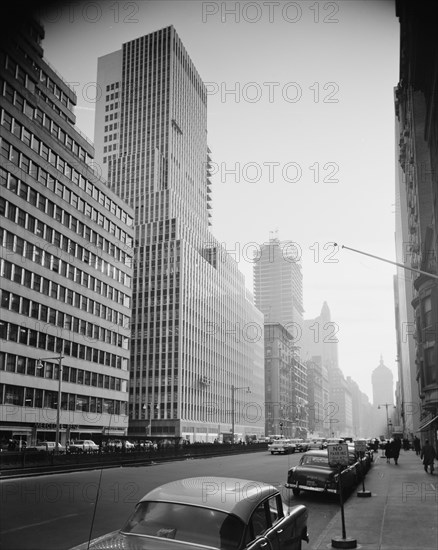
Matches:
[[0, 17, 134, 446], [253, 235, 304, 334], [372, 356, 395, 437], [94, 26, 265, 442], [254, 234, 308, 436]]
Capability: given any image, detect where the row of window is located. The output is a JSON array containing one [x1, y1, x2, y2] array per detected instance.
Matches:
[[1, 168, 132, 269], [104, 144, 118, 153], [6, 51, 75, 113], [0, 353, 124, 390], [104, 133, 117, 142], [0, 383, 126, 416], [0, 321, 129, 368], [104, 112, 119, 122], [105, 102, 119, 112], [0, 92, 132, 229], [106, 82, 120, 91], [0, 130, 133, 245], [104, 123, 118, 132], [0, 194, 131, 285], [1, 289, 128, 348], [1, 76, 87, 160], [1, 259, 130, 329], [0, 230, 131, 308]]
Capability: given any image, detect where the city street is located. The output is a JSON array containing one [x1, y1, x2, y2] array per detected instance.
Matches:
[[0, 451, 344, 550]]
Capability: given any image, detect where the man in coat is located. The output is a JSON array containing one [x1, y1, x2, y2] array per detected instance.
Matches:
[[392, 436, 402, 465], [420, 439, 437, 474]]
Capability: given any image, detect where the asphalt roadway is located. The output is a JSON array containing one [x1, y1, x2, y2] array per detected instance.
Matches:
[[1, 450, 340, 550]]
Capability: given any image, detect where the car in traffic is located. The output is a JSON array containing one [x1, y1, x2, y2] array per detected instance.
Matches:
[[285, 450, 358, 497], [288, 439, 307, 452], [268, 439, 297, 454], [70, 476, 310, 550], [304, 439, 325, 451], [68, 439, 99, 453]]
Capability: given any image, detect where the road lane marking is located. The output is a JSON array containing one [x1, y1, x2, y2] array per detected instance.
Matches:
[[2, 513, 79, 534]]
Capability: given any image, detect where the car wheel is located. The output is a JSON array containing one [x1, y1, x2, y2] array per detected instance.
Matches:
[[271, 451, 274, 455], [292, 488, 300, 497]]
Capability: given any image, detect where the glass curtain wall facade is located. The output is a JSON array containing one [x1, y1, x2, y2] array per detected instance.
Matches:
[[94, 26, 264, 442], [0, 18, 134, 446]]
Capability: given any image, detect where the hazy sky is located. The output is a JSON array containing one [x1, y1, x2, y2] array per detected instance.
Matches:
[[39, 0, 400, 401]]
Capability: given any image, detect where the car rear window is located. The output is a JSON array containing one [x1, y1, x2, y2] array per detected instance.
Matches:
[[122, 501, 245, 549], [302, 455, 329, 465]]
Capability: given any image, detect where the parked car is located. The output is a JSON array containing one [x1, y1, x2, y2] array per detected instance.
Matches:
[[68, 440, 99, 453], [286, 450, 358, 497], [268, 439, 297, 455], [28, 441, 66, 453], [70, 476, 309, 550]]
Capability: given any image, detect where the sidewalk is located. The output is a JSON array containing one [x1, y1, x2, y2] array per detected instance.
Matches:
[[312, 449, 437, 550]]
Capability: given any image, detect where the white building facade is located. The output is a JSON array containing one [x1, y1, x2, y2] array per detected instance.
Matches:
[[94, 26, 265, 442]]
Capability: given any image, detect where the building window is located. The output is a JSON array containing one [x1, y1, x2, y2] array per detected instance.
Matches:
[[422, 296, 432, 328]]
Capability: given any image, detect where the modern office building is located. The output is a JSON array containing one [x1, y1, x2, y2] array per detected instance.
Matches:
[[264, 323, 307, 438], [0, 17, 134, 446], [94, 26, 265, 442], [254, 235, 304, 335], [395, 0, 438, 448]]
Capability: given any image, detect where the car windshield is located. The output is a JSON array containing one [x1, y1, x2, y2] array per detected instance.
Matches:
[[74, 440, 84, 444], [122, 501, 245, 549], [301, 455, 330, 466]]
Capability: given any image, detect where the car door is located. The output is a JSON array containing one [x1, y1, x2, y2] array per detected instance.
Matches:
[[263, 495, 307, 550]]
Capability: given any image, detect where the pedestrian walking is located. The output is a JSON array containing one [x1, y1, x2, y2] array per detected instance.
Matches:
[[392, 436, 402, 465], [413, 436, 421, 456], [420, 439, 436, 474], [385, 439, 393, 463]]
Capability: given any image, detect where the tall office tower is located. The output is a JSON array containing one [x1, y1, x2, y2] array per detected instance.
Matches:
[[0, 18, 134, 446], [94, 26, 265, 443], [253, 235, 304, 334], [372, 357, 395, 437]]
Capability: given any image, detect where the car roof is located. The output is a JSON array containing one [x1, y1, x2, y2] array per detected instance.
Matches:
[[139, 477, 279, 523]]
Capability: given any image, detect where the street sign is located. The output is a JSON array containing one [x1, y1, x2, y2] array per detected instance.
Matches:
[[354, 440, 367, 453], [327, 443, 349, 466]]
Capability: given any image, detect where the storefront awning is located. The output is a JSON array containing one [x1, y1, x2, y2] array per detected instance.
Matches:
[[417, 415, 438, 432]]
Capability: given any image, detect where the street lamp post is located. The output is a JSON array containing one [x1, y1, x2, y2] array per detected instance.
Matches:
[[231, 385, 250, 444], [378, 403, 395, 439], [38, 350, 64, 454]]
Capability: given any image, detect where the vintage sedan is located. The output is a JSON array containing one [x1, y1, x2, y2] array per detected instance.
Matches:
[[70, 476, 309, 550], [268, 439, 296, 454], [68, 439, 99, 453], [27, 441, 66, 453], [285, 450, 358, 497]]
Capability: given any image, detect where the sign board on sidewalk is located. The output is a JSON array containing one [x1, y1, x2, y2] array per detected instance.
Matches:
[[328, 443, 349, 466], [354, 440, 367, 453]]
